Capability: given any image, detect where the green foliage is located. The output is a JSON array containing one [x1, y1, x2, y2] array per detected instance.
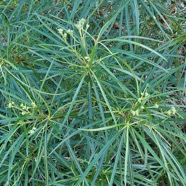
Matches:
[[0, 0, 186, 185]]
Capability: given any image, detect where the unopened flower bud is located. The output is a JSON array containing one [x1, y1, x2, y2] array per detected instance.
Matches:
[[85, 56, 90, 61], [167, 110, 172, 116], [86, 24, 90, 29], [63, 33, 67, 38], [131, 109, 139, 116], [21, 111, 27, 115], [58, 28, 63, 35], [67, 29, 73, 35], [8, 102, 14, 108], [171, 106, 176, 115], [154, 103, 159, 108], [79, 18, 86, 26], [31, 102, 37, 108], [141, 106, 144, 110], [138, 98, 142, 103]]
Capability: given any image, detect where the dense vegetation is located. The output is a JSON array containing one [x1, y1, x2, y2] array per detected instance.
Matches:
[[0, 0, 186, 185]]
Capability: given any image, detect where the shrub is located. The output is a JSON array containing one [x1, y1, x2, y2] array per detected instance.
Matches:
[[0, 1, 186, 185]]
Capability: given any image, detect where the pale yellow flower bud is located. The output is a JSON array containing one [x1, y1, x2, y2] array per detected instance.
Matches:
[[86, 24, 90, 30], [79, 18, 86, 26], [67, 29, 73, 35], [8, 102, 14, 108], [58, 28, 63, 35], [131, 109, 139, 116], [154, 103, 159, 108], [29, 127, 37, 134], [131, 110, 136, 116], [63, 33, 67, 38], [138, 98, 142, 103], [141, 106, 144, 110], [167, 110, 172, 116], [171, 106, 176, 115], [85, 56, 90, 62], [31, 102, 37, 108], [21, 111, 27, 115]]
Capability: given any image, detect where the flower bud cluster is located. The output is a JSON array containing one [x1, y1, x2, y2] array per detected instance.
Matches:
[[138, 91, 149, 103], [7, 101, 37, 115], [75, 18, 89, 31], [131, 91, 151, 116], [57, 18, 92, 71], [75, 18, 86, 30], [67, 29, 73, 35], [58, 18, 89, 40], [29, 127, 37, 134], [58, 27, 75, 42], [8, 102, 15, 108], [20, 103, 30, 115], [166, 106, 177, 116], [131, 109, 139, 116], [130, 90, 162, 117], [58, 28, 68, 40]]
